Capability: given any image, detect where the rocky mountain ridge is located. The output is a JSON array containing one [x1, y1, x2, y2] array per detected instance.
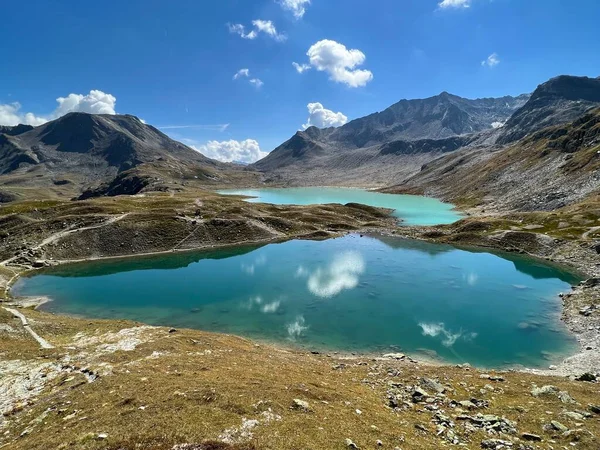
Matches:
[[253, 75, 600, 191]]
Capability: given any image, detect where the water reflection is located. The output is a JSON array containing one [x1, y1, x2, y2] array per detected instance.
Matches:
[[305, 251, 366, 298]]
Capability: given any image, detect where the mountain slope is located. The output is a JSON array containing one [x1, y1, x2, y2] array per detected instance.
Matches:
[[0, 113, 257, 201], [253, 92, 529, 186], [497, 75, 600, 144], [387, 107, 600, 211]]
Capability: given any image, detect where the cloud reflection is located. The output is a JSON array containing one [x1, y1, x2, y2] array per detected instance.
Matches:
[[419, 322, 477, 347], [306, 251, 365, 298], [287, 315, 308, 339], [241, 254, 267, 275]]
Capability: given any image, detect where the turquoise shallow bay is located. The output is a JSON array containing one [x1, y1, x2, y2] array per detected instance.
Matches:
[[13, 234, 580, 368], [218, 187, 462, 226]]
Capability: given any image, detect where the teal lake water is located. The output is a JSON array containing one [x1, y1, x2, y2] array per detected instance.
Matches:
[[13, 235, 580, 368], [218, 187, 462, 226]]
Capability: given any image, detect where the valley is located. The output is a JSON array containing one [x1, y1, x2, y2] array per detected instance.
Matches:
[[1, 74, 600, 450]]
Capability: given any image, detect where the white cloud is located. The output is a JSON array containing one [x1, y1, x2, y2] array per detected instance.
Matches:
[[0, 103, 47, 126], [0, 90, 117, 127], [438, 0, 471, 8], [233, 68, 250, 80], [481, 53, 500, 68], [304, 39, 373, 88], [53, 90, 116, 116], [307, 251, 365, 298], [228, 20, 286, 42], [419, 322, 477, 347], [249, 78, 264, 88], [193, 139, 268, 164], [277, 0, 311, 18], [252, 20, 287, 42], [287, 315, 308, 338], [292, 62, 312, 74], [227, 23, 257, 40], [303, 102, 348, 129], [233, 69, 264, 89]]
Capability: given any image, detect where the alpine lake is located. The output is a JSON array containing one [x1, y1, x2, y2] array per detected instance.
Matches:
[[13, 188, 581, 369]]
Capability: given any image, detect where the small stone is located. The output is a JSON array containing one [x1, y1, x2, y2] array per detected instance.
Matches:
[[590, 405, 600, 415], [291, 399, 311, 412], [345, 438, 359, 449], [563, 411, 585, 421], [557, 391, 576, 404], [420, 378, 445, 394], [97, 433, 108, 440], [168, 328, 177, 334], [550, 420, 569, 432], [382, 353, 406, 360], [576, 372, 597, 382], [376, 440, 383, 446], [355, 409, 362, 415], [481, 439, 513, 448], [521, 433, 542, 442]]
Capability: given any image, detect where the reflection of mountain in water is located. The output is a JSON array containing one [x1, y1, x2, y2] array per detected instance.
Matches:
[[369, 234, 455, 257], [37, 244, 265, 279], [509, 257, 581, 284], [370, 233, 581, 284]]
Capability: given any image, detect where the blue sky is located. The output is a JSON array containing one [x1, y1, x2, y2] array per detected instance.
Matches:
[[1, 0, 599, 162]]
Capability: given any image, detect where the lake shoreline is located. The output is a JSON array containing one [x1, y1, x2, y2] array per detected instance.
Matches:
[[4, 221, 598, 377]]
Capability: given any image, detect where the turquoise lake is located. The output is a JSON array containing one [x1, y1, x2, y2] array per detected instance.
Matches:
[[13, 234, 580, 368], [218, 187, 462, 226]]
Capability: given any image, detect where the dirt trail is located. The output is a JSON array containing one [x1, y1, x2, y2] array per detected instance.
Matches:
[[0, 213, 130, 267], [582, 226, 600, 239], [2, 307, 54, 349]]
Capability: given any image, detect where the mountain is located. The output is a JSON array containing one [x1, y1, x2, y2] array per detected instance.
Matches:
[[387, 107, 600, 211], [0, 113, 256, 201], [253, 92, 529, 186], [254, 75, 600, 189], [497, 75, 600, 144]]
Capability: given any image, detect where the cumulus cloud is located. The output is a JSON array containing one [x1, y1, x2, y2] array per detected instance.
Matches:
[[438, 0, 471, 8], [287, 315, 308, 338], [193, 139, 268, 164], [53, 90, 116, 116], [302, 102, 348, 129], [307, 251, 365, 298], [277, 0, 311, 18], [419, 322, 477, 347], [292, 62, 312, 74], [302, 40, 373, 88], [233, 69, 264, 89], [0, 89, 117, 126], [0, 103, 47, 126], [481, 53, 500, 68], [228, 20, 286, 42]]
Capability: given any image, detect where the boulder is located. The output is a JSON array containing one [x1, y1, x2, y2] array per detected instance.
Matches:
[[531, 385, 558, 397]]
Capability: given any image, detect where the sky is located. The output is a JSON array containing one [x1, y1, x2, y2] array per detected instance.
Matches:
[[1, 0, 599, 163]]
